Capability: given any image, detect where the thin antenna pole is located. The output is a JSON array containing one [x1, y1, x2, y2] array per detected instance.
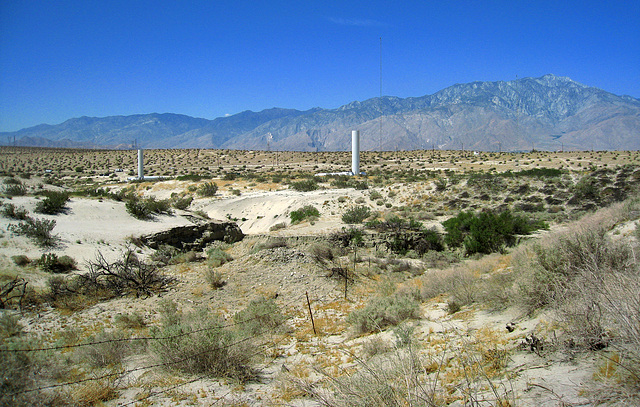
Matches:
[[379, 36, 382, 152]]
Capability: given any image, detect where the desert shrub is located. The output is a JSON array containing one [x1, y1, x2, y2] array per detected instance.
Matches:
[[0, 323, 36, 406], [296, 348, 441, 407], [207, 247, 233, 267], [171, 194, 193, 210], [291, 179, 318, 192], [420, 267, 477, 307], [347, 291, 420, 335], [197, 181, 218, 197], [8, 216, 58, 247], [37, 253, 77, 273], [289, 205, 320, 224], [35, 190, 70, 215], [11, 255, 30, 267], [125, 196, 172, 220], [369, 190, 383, 200], [443, 209, 547, 255], [151, 306, 257, 382], [514, 205, 640, 394], [269, 222, 287, 231], [82, 330, 133, 368], [150, 244, 180, 266], [2, 182, 27, 196], [1, 203, 29, 220], [177, 173, 204, 181], [125, 198, 152, 220], [233, 297, 285, 337], [571, 174, 600, 202], [78, 250, 174, 298], [342, 205, 372, 224], [205, 268, 226, 289], [115, 312, 147, 329]]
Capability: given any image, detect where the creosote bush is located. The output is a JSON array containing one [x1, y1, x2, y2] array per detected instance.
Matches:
[[125, 196, 172, 220], [197, 181, 218, 197], [1, 203, 29, 220], [290, 179, 318, 192], [8, 216, 58, 247], [290, 205, 320, 224], [35, 190, 70, 215], [342, 205, 371, 224]]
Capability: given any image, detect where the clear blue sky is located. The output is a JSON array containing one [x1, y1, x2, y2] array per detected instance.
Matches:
[[1, 0, 638, 132]]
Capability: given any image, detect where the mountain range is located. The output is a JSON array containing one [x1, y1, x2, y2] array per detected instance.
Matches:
[[2, 74, 639, 151]]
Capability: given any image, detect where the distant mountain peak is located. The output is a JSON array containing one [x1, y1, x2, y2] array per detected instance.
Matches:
[[2, 74, 638, 151]]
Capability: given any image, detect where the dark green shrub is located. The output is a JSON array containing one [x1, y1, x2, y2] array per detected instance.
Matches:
[[291, 179, 318, 192], [290, 205, 320, 223], [197, 181, 218, 197], [8, 217, 58, 247], [35, 191, 70, 215], [1, 203, 29, 220], [443, 210, 547, 255], [37, 253, 77, 273], [342, 205, 372, 224], [125, 196, 172, 220], [125, 198, 152, 220]]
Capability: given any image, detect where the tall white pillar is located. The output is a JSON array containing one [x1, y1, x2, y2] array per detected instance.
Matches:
[[351, 130, 360, 175], [137, 149, 144, 180]]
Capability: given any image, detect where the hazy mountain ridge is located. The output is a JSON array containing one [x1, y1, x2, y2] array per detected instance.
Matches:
[[3, 74, 639, 151]]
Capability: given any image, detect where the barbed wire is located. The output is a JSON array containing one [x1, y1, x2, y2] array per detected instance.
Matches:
[[1, 287, 317, 353]]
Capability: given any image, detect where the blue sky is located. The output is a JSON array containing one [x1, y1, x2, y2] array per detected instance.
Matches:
[[1, 0, 638, 132]]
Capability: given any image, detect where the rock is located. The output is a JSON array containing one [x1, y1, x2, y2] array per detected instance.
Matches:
[[141, 220, 244, 251]]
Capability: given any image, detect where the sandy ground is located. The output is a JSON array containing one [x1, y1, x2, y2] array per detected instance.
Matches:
[[0, 180, 607, 406]]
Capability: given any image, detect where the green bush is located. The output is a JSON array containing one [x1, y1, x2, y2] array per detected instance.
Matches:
[[342, 205, 372, 224], [347, 291, 420, 335], [37, 253, 77, 273], [125, 196, 172, 220], [291, 179, 318, 192], [8, 217, 58, 247], [35, 191, 70, 215], [197, 181, 218, 197], [443, 210, 547, 255], [151, 306, 256, 382], [171, 195, 193, 210], [2, 180, 27, 196], [1, 203, 29, 220], [290, 205, 320, 223]]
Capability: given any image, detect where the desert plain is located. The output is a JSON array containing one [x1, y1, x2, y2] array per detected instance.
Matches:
[[1, 146, 639, 406]]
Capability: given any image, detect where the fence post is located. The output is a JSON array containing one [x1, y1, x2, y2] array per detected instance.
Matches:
[[306, 291, 317, 335]]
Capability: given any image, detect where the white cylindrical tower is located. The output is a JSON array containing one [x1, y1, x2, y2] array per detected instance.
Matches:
[[351, 130, 360, 175], [137, 149, 144, 180]]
